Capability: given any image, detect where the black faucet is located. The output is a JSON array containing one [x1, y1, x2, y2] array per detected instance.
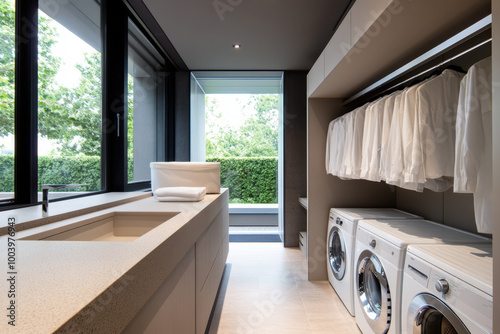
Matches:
[[42, 184, 88, 213]]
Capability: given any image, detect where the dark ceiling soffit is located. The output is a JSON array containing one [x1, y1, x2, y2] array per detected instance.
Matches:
[[125, 0, 189, 71]]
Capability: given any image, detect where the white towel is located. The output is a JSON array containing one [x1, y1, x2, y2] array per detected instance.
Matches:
[[154, 187, 206, 202]]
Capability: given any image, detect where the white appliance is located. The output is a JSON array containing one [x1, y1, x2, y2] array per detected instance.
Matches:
[[327, 208, 421, 316], [402, 243, 492, 334], [353, 219, 490, 334]]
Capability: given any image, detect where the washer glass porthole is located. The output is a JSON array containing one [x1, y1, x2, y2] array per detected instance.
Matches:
[[328, 227, 346, 280], [408, 294, 470, 334], [357, 250, 391, 334]]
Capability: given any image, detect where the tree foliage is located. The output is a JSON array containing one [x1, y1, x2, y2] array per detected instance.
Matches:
[[0, 2, 102, 156], [0, 0, 16, 137], [205, 94, 279, 158]]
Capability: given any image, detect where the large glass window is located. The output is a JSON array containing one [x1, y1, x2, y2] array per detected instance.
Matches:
[[0, 0, 173, 210], [205, 93, 279, 204], [37, 0, 102, 199], [127, 19, 165, 183], [0, 0, 15, 202], [191, 72, 283, 205]]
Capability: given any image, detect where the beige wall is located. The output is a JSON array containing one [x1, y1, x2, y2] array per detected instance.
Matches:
[[306, 98, 396, 280]]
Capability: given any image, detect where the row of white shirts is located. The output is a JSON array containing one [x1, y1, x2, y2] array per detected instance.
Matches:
[[326, 57, 492, 233]]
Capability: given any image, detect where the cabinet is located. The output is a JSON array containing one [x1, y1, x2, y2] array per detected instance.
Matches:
[[350, 0, 393, 46], [122, 247, 196, 334], [122, 203, 229, 334], [324, 12, 351, 76], [196, 206, 229, 334], [307, 50, 325, 97]]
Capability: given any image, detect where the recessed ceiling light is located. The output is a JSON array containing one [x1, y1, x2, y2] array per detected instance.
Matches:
[[233, 44, 241, 49]]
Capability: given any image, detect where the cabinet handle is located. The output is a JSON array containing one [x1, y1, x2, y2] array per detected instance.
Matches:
[[116, 113, 120, 137]]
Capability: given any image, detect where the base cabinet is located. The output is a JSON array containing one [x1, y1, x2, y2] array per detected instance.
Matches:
[[122, 204, 229, 334], [196, 207, 230, 334], [122, 247, 196, 334]]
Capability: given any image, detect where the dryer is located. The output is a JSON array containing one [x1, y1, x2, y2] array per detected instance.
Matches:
[[402, 243, 492, 334], [327, 208, 421, 316], [353, 219, 490, 334]]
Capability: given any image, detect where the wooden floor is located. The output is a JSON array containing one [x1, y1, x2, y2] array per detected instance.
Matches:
[[208, 243, 360, 334]]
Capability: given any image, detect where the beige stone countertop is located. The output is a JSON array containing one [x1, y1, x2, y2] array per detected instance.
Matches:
[[0, 192, 152, 235], [0, 189, 228, 333]]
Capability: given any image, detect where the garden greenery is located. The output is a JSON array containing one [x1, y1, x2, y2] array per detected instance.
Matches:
[[207, 157, 277, 204], [0, 155, 277, 203]]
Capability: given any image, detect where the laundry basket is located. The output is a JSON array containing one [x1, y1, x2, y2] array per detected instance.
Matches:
[[150, 162, 221, 194]]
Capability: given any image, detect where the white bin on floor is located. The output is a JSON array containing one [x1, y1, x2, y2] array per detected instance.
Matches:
[[150, 162, 221, 194]]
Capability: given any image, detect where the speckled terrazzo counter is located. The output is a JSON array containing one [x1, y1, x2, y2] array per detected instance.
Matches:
[[0, 190, 229, 333], [0, 192, 152, 235]]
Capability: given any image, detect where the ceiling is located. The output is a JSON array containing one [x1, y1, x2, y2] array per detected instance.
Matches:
[[140, 0, 353, 71]]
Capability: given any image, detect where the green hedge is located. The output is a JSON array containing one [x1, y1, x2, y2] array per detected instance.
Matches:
[[0, 155, 14, 193], [38, 156, 102, 191], [0, 155, 134, 192], [0, 155, 277, 204], [207, 157, 277, 204]]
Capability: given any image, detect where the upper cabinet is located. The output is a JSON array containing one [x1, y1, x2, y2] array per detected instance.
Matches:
[[308, 0, 491, 99], [350, 0, 393, 46], [307, 50, 325, 97], [325, 12, 351, 77]]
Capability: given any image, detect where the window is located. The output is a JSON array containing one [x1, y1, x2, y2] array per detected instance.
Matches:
[[205, 93, 279, 204], [0, 0, 15, 202], [37, 0, 102, 199], [127, 19, 165, 184], [191, 71, 283, 205], [0, 0, 174, 210]]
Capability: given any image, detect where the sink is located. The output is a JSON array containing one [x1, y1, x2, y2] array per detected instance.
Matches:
[[21, 211, 179, 241]]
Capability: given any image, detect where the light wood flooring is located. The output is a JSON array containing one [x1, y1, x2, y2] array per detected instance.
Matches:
[[208, 242, 360, 334]]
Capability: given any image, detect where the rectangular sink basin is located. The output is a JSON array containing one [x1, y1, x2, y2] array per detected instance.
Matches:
[[21, 211, 179, 241]]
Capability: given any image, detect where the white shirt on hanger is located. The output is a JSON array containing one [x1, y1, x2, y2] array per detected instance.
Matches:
[[379, 91, 399, 182], [332, 115, 347, 177], [416, 69, 465, 191], [339, 111, 355, 179], [361, 97, 385, 182], [384, 88, 408, 187], [325, 119, 337, 174], [454, 57, 492, 233], [401, 77, 435, 192], [345, 104, 368, 179]]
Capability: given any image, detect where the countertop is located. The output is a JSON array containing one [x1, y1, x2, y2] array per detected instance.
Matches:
[[0, 190, 228, 333], [0, 192, 152, 235]]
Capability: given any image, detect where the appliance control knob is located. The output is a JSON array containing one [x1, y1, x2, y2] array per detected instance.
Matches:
[[339, 220, 343, 226], [369, 239, 376, 248], [336, 217, 340, 224], [435, 279, 449, 294]]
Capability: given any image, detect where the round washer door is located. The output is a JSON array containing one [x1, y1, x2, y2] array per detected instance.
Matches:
[[407, 293, 470, 334], [328, 226, 346, 280], [357, 250, 391, 334]]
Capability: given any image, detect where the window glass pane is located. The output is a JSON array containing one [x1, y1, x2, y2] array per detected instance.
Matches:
[[127, 19, 165, 183], [38, 0, 102, 199], [0, 0, 15, 202], [205, 94, 279, 204]]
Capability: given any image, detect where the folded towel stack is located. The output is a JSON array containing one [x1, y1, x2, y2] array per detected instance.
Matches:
[[153, 187, 206, 202]]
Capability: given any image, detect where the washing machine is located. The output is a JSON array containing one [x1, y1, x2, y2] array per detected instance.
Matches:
[[402, 243, 492, 334], [327, 208, 422, 316], [353, 219, 490, 334]]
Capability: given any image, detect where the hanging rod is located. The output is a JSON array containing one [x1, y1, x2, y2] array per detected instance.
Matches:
[[343, 14, 492, 106], [383, 38, 491, 95]]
